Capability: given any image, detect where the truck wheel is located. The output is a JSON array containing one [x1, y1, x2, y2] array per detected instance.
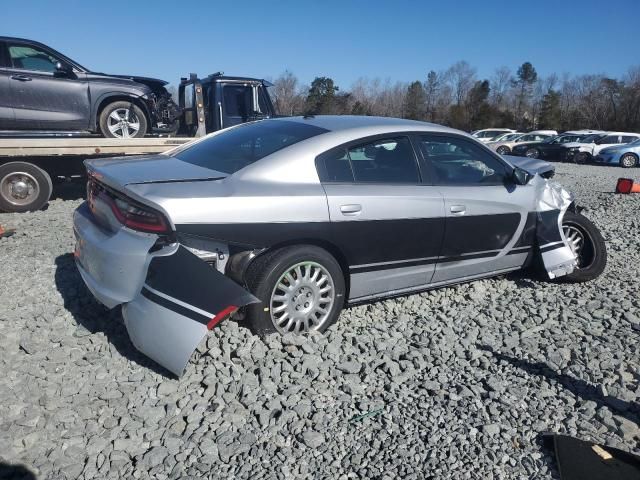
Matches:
[[0, 162, 53, 213], [244, 246, 345, 336], [560, 211, 607, 282], [99, 101, 148, 138]]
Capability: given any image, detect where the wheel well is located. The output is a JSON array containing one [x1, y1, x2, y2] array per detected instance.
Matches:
[[622, 152, 639, 160], [95, 95, 150, 131], [249, 240, 351, 299]]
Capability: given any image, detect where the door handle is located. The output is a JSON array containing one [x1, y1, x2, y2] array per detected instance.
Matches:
[[11, 75, 32, 82], [340, 204, 362, 215], [450, 205, 466, 215]]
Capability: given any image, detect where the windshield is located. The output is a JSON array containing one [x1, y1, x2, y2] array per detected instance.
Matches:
[[627, 138, 640, 146], [172, 120, 328, 174]]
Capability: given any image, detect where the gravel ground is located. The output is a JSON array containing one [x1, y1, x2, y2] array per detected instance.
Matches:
[[0, 163, 639, 480]]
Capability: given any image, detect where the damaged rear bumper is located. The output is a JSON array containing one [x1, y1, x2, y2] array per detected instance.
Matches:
[[73, 202, 258, 376]]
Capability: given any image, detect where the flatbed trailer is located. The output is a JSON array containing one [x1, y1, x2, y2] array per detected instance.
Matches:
[[0, 137, 192, 213]]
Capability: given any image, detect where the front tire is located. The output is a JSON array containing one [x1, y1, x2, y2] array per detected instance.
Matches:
[[496, 146, 511, 155], [244, 246, 345, 336], [620, 153, 638, 168], [0, 162, 53, 213], [572, 151, 591, 164], [560, 211, 607, 282], [99, 101, 148, 138], [525, 148, 540, 158]]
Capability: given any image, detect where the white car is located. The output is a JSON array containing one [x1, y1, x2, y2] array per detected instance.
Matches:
[[471, 128, 516, 143], [563, 132, 640, 163]]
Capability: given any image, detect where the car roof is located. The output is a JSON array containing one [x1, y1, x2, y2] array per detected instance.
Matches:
[[273, 115, 461, 134]]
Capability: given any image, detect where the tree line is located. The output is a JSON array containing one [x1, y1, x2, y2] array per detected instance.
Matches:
[[270, 62, 640, 133]]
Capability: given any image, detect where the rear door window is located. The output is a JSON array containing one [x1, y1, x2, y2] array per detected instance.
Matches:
[[600, 135, 621, 144], [621, 136, 638, 143], [347, 137, 420, 183]]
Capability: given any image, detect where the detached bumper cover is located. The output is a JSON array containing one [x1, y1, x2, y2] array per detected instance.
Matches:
[[533, 178, 577, 279], [122, 246, 259, 376]]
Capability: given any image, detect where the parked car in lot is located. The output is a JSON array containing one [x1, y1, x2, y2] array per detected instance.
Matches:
[[0, 36, 180, 138], [511, 132, 600, 160], [594, 138, 640, 167], [487, 132, 555, 155], [73, 116, 607, 375], [563, 132, 640, 164], [471, 128, 516, 143]]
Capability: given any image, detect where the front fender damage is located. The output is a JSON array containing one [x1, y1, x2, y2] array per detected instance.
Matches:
[[122, 245, 259, 376], [533, 177, 578, 279]]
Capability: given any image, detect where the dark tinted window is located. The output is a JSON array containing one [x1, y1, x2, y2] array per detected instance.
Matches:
[[173, 120, 327, 174], [318, 148, 353, 182], [257, 87, 270, 114], [347, 137, 420, 183], [418, 135, 508, 185], [8, 44, 58, 72], [0, 42, 8, 68], [600, 135, 620, 144], [621, 136, 638, 143], [223, 85, 252, 118]]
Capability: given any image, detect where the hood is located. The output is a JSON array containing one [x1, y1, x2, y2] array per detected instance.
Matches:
[[85, 154, 226, 188], [87, 72, 168, 89], [502, 155, 555, 178]]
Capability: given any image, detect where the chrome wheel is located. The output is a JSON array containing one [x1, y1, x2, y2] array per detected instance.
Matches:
[[497, 146, 510, 155], [525, 148, 539, 158], [621, 154, 637, 168], [563, 222, 594, 269], [106, 108, 141, 138], [0, 172, 40, 207], [270, 261, 335, 334]]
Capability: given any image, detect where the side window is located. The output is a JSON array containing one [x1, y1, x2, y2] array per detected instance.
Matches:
[[621, 136, 638, 143], [600, 135, 620, 144], [223, 85, 252, 118], [8, 43, 58, 73], [257, 87, 270, 115], [317, 148, 354, 183], [347, 137, 420, 183], [418, 135, 508, 185]]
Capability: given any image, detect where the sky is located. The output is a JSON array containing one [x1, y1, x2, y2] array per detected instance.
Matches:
[[3, 0, 639, 90]]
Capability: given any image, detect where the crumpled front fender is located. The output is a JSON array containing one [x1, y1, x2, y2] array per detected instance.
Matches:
[[122, 245, 259, 376], [533, 177, 578, 279]]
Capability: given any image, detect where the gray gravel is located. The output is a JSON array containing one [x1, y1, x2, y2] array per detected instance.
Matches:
[[1, 163, 639, 479]]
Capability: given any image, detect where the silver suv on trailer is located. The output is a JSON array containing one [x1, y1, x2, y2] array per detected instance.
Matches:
[[73, 116, 607, 376]]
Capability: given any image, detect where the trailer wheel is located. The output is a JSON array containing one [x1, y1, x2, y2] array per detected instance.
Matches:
[[0, 162, 53, 213]]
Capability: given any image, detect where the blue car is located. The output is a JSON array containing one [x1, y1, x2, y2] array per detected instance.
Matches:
[[595, 139, 640, 168]]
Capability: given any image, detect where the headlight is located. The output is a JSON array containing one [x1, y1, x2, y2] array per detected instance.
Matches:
[[568, 147, 580, 151]]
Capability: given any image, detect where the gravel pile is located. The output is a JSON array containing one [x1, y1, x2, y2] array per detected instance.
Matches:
[[0, 164, 639, 479]]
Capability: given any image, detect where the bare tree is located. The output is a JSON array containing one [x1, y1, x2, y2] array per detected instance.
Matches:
[[271, 70, 305, 115]]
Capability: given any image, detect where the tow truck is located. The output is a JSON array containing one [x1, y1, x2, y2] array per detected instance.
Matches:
[[0, 73, 276, 212]]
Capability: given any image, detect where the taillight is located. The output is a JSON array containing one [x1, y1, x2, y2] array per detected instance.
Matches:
[[106, 194, 170, 234]]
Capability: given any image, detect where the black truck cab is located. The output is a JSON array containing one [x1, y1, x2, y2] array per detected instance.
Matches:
[[178, 73, 276, 137]]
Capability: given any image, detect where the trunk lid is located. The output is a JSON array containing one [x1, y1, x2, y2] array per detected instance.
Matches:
[[85, 155, 227, 188]]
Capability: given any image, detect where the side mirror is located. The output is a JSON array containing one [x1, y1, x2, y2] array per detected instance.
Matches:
[[512, 167, 533, 185], [55, 61, 72, 75]]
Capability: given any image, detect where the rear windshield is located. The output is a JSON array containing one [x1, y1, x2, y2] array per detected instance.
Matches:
[[172, 120, 328, 174]]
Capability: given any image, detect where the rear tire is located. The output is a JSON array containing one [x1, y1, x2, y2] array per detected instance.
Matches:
[[0, 162, 52, 213], [620, 153, 638, 168], [496, 146, 511, 155], [244, 245, 345, 336], [99, 101, 148, 138], [560, 211, 607, 282]]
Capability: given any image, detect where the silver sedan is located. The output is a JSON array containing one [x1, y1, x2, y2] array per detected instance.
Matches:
[[73, 116, 607, 375]]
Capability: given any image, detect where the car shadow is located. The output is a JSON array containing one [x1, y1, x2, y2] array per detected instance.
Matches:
[[477, 345, 640, 426], [0, 462, 37, 480], [54, 253, 175, 378]]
